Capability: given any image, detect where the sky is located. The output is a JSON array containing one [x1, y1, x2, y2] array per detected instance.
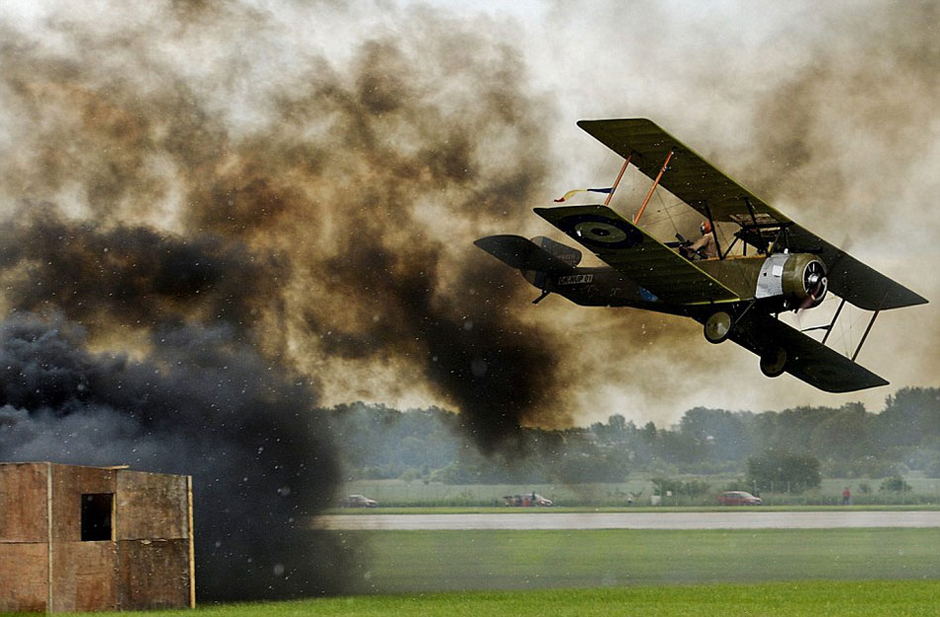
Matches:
[[0, 0, 938, 432]]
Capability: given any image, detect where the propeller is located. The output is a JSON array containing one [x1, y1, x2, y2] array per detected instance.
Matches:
[[796, 231, 851, 316], [798, 259, 828, 311]]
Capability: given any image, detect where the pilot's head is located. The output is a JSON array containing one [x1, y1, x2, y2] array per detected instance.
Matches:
[[700, 219, 713, 235]]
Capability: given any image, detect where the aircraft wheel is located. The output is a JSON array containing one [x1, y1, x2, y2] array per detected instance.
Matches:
[[704, 311, 733, 344], [760, 347, 787, 378]]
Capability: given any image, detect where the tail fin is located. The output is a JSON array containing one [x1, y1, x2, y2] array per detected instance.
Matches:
[[474, 235, 579, 273]]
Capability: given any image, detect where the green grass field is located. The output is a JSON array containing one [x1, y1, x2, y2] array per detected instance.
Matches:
[[11, 528, 939, 616], [343, 528, 939, 594], [26, 581, 940, 617]]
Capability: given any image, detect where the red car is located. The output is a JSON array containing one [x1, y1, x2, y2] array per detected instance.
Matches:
[[717, 491, 762, 506]]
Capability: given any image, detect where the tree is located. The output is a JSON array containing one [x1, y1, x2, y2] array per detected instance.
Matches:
[[879, 475, 912, 493], [809, 403, 873, 461], [679, 407, 752, 462], [877, 388, 940, 448], [747, 450, 821, 492]]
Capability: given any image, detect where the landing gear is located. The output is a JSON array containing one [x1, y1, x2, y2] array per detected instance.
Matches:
[[704, 311, 733, 344], [760, 347, 787, 378]]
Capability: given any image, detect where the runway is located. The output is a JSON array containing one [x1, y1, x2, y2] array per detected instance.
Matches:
[[316, 510, 940, 531]]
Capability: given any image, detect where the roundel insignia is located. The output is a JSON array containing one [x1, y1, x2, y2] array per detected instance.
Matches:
[[575, 221, 627, 244], [565, 214, 643, 250]]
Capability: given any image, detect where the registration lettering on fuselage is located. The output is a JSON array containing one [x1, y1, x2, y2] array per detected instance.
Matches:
[[557, 274, 594, 285]]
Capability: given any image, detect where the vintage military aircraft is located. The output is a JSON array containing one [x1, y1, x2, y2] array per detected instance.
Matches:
[[475, 118, 927, 393]]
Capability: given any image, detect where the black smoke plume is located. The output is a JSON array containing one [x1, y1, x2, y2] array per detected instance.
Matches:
[[0, 314, 348, 599], [0, 2, 571, 436], [0, 0, 575, 600]]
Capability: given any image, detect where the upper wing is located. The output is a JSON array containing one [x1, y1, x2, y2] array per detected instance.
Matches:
[[578, 118, 780, 222], [784, 225, 926, 311], [729, 312, 889, 393], [578, 118, 927, 311], [534, 205, 739, 305]]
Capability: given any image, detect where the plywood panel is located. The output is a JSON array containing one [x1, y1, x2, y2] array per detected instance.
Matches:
[[0, 543, 48, 613], [51, 465, 115, 543], [116, 471, 188, 540], [117, 539, 192, 610], [0, 464, 193, 613], [51, 541, 117, 613], [0, 462, 49, 542]]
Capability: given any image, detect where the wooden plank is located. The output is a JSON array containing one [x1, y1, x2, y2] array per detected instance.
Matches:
[[188, 475, 196, 608], [0, 464, 192, 612], [117, 539, 192, 610], [51, 465, 115, 543], [47, 462, 53, 612], [116, 470, 189, 540], [50, 540, 118, 613], [0, 462, 49, 543], [0, 543, 48, 613]]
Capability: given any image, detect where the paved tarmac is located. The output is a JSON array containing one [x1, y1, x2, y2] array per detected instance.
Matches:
[[315, 510, 940, 531]]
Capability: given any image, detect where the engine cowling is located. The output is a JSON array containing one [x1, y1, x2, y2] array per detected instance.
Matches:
[[756, 253, 828, 309]]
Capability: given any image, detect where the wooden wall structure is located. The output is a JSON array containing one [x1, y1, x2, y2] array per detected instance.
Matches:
[[0, 463, 195, 613]]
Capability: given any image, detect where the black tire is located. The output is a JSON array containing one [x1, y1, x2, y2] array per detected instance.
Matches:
[[760, 347, 787, 377], [704, 311, 733, 344]]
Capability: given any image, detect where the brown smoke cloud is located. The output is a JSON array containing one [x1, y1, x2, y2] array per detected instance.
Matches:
[[0, 1, 576, 439], [0, 0, 584, 600]]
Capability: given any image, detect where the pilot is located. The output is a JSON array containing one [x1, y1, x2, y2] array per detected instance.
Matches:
[[683, 219, 718, 260]]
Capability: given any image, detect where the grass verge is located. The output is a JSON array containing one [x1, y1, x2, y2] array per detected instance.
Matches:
[[342, 528, 940, 594], [30, 580, 940, 617], [14, 528, 939, 616]]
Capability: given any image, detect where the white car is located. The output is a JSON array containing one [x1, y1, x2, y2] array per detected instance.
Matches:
[[341, 494, 378, 508]]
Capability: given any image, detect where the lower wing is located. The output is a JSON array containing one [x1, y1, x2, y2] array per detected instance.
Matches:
[[728, 311, 888, 393]]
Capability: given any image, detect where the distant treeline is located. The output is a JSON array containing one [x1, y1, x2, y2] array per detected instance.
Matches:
[[326, 387, 940, 485]]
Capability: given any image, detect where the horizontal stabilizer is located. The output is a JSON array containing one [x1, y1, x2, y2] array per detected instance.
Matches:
[[730, 312, 888, 393], [474, 235, 576, 273]]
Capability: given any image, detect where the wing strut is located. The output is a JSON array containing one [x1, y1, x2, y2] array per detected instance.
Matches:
[[851, 310, 880, 362], [634, 149, 674, 224], [604, 154, 633, 206], [820, 298, 846, 345], [703, 203, 723, 260]]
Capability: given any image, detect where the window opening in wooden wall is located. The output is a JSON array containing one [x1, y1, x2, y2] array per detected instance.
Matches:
[[81, 493, 113, 541]]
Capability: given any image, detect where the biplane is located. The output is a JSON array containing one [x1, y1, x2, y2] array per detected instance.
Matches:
[[475, 118, 927, 393]]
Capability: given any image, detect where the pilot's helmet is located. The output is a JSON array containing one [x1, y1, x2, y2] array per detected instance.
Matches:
[[700, 219, 713, 234]]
